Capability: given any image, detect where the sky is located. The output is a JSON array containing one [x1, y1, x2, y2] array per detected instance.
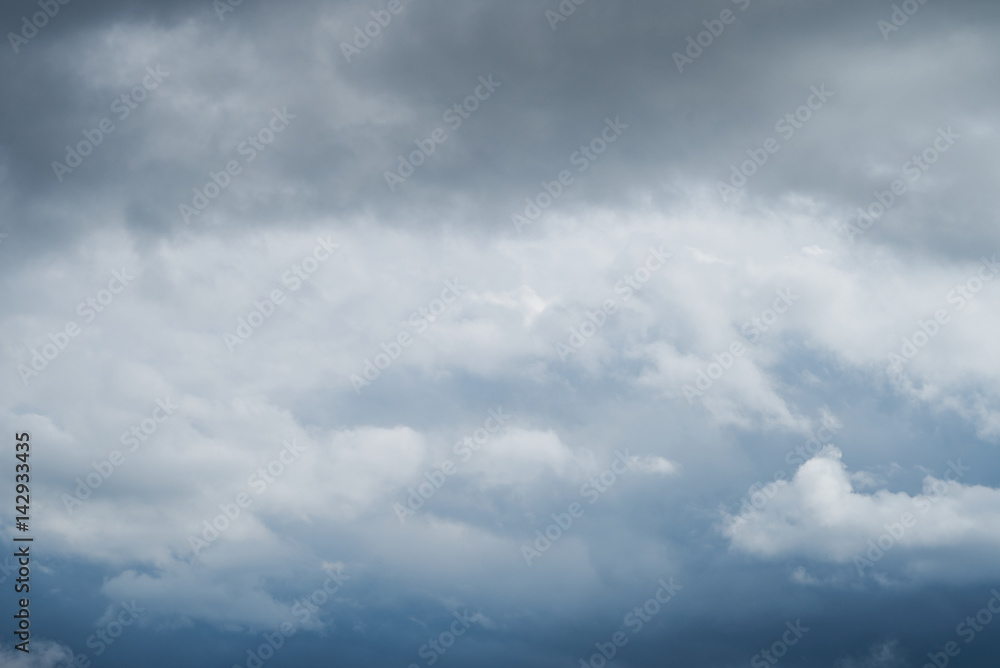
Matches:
[[1, 0, 1000, 666]]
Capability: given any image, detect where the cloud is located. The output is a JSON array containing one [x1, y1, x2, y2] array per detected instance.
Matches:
[[3, 0, 1000, 665], [726, 446, 1000, 580], [0, 641, 75, 668]]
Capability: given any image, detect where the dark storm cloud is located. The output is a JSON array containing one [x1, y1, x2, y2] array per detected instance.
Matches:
[[2, 0, 998, 254]]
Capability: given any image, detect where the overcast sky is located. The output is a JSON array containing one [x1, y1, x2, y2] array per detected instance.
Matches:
[[2, 0, 1000, 667]]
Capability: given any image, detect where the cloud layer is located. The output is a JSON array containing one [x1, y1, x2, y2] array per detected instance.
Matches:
[[2, 0, 1000, 666]]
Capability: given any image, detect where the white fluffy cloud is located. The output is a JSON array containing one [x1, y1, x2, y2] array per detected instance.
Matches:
[[726, 446, 1000, 581], [4, 202, 1000, 597]]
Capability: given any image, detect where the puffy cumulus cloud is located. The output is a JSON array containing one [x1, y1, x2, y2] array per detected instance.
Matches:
[[725, 446, 1000, 580], [2, 194, 1000, 652], [5, 199, 1000, 576], [618, 207, 1000, 438], [4, 174, 1000, 455]]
